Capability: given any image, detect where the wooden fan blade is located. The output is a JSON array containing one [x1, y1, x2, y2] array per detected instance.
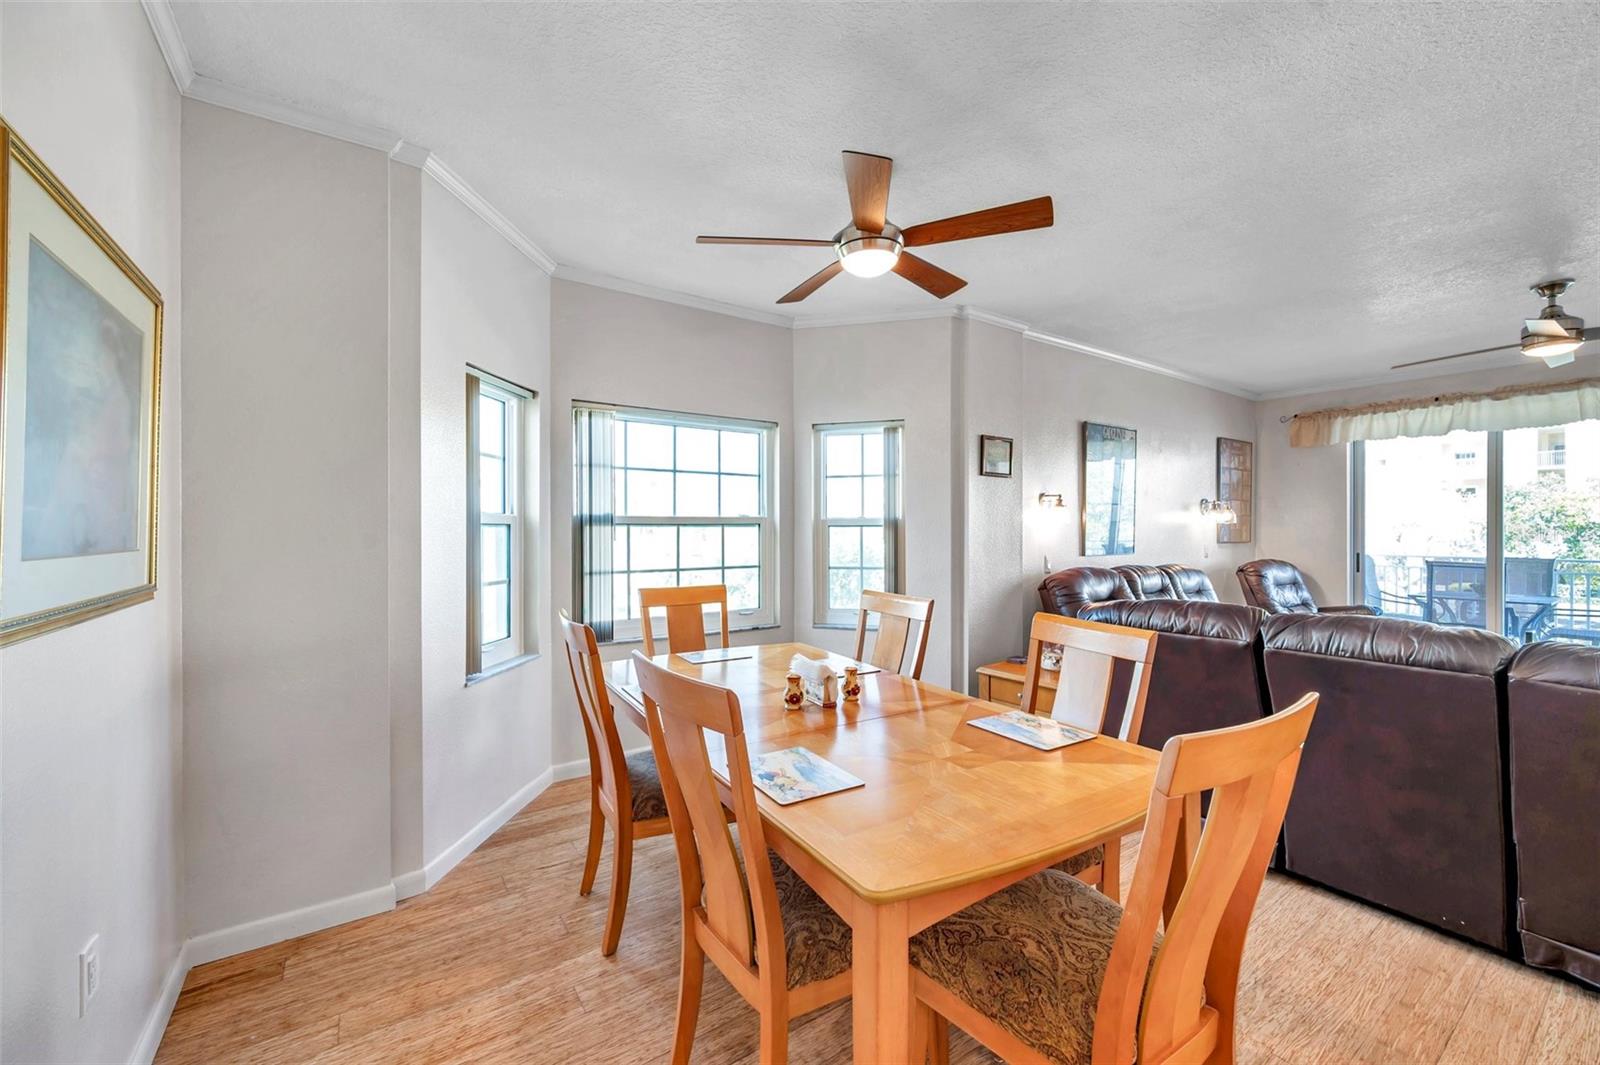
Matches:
[[843, 151, 892, 233], [901, 196, 1055, 247], [1390, 343, 1520, 370], [697, 235, 836, 247], [893, 252, 967, 299], [777, 260, 844, 304]]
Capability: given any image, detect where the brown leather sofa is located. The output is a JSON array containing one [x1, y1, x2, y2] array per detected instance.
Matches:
[[1037, 563, 1218, 617], [1237, 558, 1376, 616], [1506, 641, 1600, 985], [1261, 612, 1516, 951]]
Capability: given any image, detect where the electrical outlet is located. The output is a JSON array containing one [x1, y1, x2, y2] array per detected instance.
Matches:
[[79, 936, 100, 1017]]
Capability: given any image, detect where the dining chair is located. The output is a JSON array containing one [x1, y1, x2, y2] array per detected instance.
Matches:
[[853, 590, 935, 678], [1018, 611, 1159, 901], [912, 692, 1320, 1065], [632, 651, 853, 1065], [558, 611, 672, 956], [638, 584, 730, 657]]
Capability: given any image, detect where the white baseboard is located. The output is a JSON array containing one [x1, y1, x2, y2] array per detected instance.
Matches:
[[129, 941, 189, 1065], [184, 882, 397, 969], [392, 866, 428, 902], [412, 767, 555, 895]]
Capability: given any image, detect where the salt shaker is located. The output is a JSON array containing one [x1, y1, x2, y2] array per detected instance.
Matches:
[[783, 672, 804, 710], [841, 665, 862, 701]]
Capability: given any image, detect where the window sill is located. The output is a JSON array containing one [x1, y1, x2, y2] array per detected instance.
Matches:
[[600, 623, 782, 648], [466, 652, 541, 687]]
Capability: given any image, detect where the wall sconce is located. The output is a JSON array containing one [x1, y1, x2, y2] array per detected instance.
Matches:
[[1038, 492, 1066, 509], [1199, 498, 1237, 523]]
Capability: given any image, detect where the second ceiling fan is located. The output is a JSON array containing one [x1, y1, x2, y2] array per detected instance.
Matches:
[[697, 150, 1054, 304]]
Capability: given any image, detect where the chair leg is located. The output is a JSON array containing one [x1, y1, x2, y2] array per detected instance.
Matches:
[[1101, 836, 1122, 904], [601, 821, 634, 956], [670, 928, 705, 1065], [912, 999, 946, 1065], [757, 1010, 788, 1065], [579, 786, 604, 897]]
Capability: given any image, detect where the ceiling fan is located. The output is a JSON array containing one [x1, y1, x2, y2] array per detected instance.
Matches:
[[1392, 279, 1597, 371], [696, 150, 1054, 304]]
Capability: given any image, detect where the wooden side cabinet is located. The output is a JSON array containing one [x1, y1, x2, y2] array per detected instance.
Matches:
[[976, 660, 1058, 714]]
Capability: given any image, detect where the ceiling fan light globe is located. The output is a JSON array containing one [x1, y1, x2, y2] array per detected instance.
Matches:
[[1521, 335, 1583, 360], [837, 236, 901, 278]]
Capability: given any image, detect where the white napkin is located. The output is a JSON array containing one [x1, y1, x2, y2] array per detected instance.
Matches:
[[789, 654, 837, 687]]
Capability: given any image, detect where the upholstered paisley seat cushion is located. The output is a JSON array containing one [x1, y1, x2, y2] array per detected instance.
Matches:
[[624, 750, 669, 822], [765, 849, 853, 989], [1053, 843, 1105, 877], [911, 869, 1142, 1064]]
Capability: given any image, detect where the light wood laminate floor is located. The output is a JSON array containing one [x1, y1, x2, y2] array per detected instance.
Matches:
[[155, 778, 1600, 1064]]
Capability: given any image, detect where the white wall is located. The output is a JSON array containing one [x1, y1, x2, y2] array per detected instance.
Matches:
[[548, 280, 795, 763], [415, 174, 553, 873], [1255, 359, 1597, 604], [181, 100, 393, 940], [792, 318, 958, 687], [0, 4, 185, 1062]]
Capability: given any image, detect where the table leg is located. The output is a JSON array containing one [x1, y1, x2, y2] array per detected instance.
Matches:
[[851, 897, 913, 1064]]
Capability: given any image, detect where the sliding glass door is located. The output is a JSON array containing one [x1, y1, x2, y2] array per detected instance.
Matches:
[[1355, 420, 1600, 645]]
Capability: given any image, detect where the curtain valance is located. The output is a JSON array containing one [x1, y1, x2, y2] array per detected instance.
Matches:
[[1288, 377, 1600, 447]]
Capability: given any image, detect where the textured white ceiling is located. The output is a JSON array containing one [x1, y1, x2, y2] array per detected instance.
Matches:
[[170, 1, 1600, 394]]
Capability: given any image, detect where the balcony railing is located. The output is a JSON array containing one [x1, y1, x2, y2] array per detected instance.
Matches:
[[1363, 555, 1600, 645]]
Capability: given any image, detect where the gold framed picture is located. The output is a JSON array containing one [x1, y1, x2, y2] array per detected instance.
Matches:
[[0, 119, 163, 645]]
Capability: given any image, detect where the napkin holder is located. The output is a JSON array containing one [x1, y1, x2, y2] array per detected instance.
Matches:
[[789, 654, 838, 707]]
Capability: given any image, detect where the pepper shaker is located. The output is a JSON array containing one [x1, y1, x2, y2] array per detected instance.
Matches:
[[841, 665, 862, 701], [783, 672, 804, 710]]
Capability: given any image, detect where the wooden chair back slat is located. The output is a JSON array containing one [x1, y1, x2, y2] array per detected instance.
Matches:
[[1019, 612, 1158, 742], [1092, 692, 1319, 1065], [853, 591, 934, 679], [559, 612, 628, 809], [632, 651, 786, 985], [639, 585, 730, 657]]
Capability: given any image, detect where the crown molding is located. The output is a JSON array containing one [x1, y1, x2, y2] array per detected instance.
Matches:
[[1021, 329, 1258, 400], [791, 307, 955, 330], [389, 140, 433, 169], [552, 266, 794, 327], [420, 156, 557, 274], [141, 0, 194, 92], [185, 75, 405, 153], [960, 307, 1030, 333]]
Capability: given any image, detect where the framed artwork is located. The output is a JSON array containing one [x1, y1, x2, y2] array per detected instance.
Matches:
[[1216, 437, 1253, 543], [979, 434, 1013, 478], [1082, 422, 1136, 555], [0, 120, 163, 645]]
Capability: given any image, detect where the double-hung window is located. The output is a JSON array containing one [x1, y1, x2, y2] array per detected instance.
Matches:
[[814, 421, 904, 627], [573, 403, 778, 643], [467, 369, 537, 678]]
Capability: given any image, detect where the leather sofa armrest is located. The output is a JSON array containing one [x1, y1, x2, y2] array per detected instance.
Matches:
[[1318, 604, 1378, 616]]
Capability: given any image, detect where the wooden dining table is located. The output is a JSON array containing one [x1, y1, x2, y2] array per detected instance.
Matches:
[[605, 641, 1161, 1064]]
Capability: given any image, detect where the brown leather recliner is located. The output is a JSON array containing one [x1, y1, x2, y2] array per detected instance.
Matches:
[[1238, 558, 1375, 615], [1113, 564, 1176, 601], [1506, 641, 1600, 987], [1078, 599, 1270, 755], [1262, 612, 1516, 950], [1160, 564, 1219, 602], [1037, 566, 1133, 617]]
